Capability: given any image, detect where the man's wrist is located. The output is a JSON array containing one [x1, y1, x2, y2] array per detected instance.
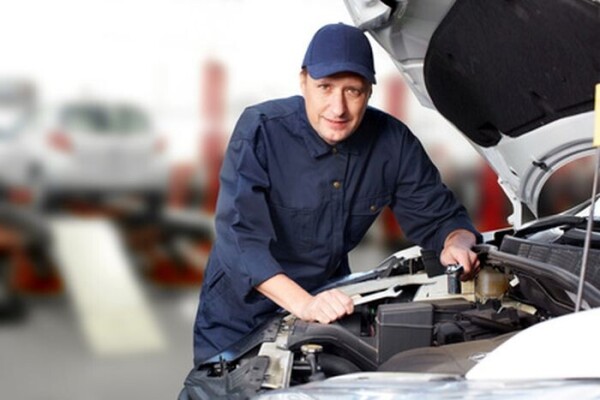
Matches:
[[256, 274, 313, 318], [444, 229, 476, 248]]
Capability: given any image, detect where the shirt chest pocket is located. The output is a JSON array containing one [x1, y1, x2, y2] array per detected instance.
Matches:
[[347, 193, 392, 245], [270, 204, 318, 250]]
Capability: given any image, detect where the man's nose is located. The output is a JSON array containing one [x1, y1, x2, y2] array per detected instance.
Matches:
[[329, 90, 347, 117]]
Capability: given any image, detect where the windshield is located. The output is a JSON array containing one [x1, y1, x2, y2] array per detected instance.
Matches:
[[59, 103, 151, 134]]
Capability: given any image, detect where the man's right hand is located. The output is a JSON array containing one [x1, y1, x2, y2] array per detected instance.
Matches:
[[295, 289, 354, 323], [256, 274, 353, 324]]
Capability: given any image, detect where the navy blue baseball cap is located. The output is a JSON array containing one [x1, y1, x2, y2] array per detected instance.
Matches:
[[302, 23, 376, 84]]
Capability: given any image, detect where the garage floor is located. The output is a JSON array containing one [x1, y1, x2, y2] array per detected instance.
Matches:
[[0, 285, 199, 400], [0, 243, 386, 400]]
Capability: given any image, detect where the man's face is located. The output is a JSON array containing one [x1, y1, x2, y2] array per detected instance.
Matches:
[[300, 71, 371, 146]]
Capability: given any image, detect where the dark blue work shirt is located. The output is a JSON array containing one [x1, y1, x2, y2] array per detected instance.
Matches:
[[193, 95, 478, 364]]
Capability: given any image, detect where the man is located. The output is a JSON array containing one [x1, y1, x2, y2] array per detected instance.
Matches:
[[193, 23, 480, 365]]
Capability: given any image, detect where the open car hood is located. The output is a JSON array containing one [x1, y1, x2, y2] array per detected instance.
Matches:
[[344, 0, 600, 227]]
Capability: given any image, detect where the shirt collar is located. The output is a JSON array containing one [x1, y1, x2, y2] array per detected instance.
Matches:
[[297, 97, 364, 158]]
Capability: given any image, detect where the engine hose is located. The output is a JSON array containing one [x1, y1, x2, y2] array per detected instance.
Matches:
[[464, 314, 517, 333], [319, 353, 362, 377]]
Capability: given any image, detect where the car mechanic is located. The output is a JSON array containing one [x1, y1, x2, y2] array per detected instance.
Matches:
[[192, 22, 481, 365]]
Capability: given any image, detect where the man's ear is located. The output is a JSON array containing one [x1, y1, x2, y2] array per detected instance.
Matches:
[[299, 69, 307, 95]]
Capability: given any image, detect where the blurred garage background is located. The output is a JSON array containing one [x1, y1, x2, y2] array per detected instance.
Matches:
[[0, 0, 569, 398]]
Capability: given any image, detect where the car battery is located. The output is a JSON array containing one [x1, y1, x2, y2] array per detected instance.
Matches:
[[376, 302, 434, 364]]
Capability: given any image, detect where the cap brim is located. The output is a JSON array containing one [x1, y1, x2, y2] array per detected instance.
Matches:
[[307, 62, 376, 84]]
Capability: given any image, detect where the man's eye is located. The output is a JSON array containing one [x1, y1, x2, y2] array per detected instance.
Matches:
[[346, 88, 362, 97], [318, 84, 331, 90]]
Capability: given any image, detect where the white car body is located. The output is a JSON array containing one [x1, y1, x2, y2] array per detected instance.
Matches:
[[37, 100, 169, 212]]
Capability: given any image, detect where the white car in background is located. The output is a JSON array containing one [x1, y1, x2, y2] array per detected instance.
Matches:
[[39, 99, 169, 217]]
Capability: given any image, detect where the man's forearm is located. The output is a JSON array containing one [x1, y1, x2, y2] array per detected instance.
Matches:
[[255, 273, 354, 323], [255, 273, 313, 317]]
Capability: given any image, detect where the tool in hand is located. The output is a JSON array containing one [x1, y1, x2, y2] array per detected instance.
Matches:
[[446, 264, 464, 294], [351, 284, 403, 306]]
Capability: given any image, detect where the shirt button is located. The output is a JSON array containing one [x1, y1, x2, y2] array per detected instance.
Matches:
[[332, 147, 338, 154], [332, 181, 341, 189], [370, 205, 377, 212]]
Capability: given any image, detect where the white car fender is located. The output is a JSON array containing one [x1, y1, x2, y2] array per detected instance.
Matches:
[[467, 307, 600, 380]]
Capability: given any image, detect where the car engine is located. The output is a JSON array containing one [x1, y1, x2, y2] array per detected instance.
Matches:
[[182, 220, 600, 399]]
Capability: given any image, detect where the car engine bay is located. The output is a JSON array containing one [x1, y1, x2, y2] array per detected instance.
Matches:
[[182, 215, 600, 399]]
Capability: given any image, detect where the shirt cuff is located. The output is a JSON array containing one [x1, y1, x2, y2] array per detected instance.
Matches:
[[239, 248, 284, 296]]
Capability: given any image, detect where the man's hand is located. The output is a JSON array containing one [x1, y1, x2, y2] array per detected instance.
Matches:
[[440, 229, 480, 281], [256, 274, 353, 324], [294, 289, 354, 323]]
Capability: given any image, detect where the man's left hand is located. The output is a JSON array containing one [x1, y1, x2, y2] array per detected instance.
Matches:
[[440, 229, 480, 281]]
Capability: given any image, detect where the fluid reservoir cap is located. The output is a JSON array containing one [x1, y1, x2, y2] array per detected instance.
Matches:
[[300, 344, 323, 355]]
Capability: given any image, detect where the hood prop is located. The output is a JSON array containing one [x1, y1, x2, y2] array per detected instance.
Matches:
[[576, 85, 600, 312]]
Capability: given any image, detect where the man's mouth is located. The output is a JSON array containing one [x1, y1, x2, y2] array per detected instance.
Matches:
[[324, 117, 349, 129]]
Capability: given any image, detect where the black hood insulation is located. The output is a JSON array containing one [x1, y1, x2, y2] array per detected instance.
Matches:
[[424, 0, 600, 147]]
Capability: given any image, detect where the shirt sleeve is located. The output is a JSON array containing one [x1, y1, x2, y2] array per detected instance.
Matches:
[[391, 125, 481, 254], [213, 109, 284, 298]]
